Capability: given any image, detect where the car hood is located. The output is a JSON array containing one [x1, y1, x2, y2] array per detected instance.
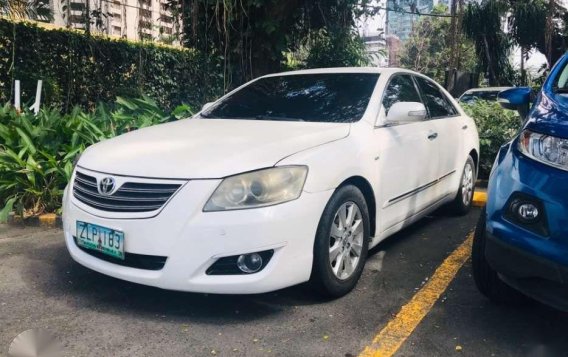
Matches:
[[79, 118, 350, 179], [526, 92, 568, 138]]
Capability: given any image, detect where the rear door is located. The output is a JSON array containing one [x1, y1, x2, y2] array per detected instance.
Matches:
[[414, 76, 462, 198], [375, 74, 441, 233]]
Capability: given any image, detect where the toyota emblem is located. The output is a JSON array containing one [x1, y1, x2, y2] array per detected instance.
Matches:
[[98, 177, 116, 195]]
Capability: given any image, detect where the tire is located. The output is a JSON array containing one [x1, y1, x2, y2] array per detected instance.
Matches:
[[310, 185, 370, 298], [450, 155, 476, 215], [472, 207, 528, 304]]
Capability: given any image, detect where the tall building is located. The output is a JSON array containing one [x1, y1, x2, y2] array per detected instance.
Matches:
[[386, 0, 449, 42], [51, 0, 182, 44]]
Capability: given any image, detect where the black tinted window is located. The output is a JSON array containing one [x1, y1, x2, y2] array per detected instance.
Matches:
[[460, 91, 499, 104], [415, 77, 457, 118], [382, 75, 422, 114], [202, 73, 379, 123]]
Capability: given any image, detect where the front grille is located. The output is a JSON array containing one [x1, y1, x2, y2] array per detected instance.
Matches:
[[73, 171, 181, 213], [74, 237, 167, 270]]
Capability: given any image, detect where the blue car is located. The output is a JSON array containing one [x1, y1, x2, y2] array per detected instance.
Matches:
[[473, 55, 568, 310]]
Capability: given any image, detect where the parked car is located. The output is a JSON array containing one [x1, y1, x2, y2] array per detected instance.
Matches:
[[472, 55, 568, 310], [459, 87, 513, 104], [63, 68, 479, 297]]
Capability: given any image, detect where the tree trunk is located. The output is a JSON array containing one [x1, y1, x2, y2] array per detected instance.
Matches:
[[455, 0, 464, 70], [85, 0, 90, 34], [483, 34, 497, 85], [449, 0, 458, 69], [545, 0, 555, 67], [520, 46, 526, 85], [66, 0, 71, 28]]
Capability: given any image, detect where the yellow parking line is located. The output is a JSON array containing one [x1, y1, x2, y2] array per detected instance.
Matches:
[[359, 233, 474, 357], [473, 191, 487, 207]]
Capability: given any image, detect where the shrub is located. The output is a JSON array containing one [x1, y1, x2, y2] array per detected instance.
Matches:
[[0, 97, 192, 220], [0, 19, 224, 111], [462, 100, 522, 179]]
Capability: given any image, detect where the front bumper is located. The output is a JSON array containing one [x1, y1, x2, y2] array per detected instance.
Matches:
[[486, 143, 568, 310], [485, 233, 568, 311], [62, 169, 333, 294]]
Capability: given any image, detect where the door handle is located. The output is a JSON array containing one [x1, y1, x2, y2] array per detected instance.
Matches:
[[428, 132, 438, 140], [462, 125, 468, 130]]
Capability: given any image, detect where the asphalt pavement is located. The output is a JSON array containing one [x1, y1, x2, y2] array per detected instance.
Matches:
[[1, 208, 567, 356]]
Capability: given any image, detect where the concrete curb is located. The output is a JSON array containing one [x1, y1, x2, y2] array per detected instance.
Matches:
[[7, 213, 63, 229]]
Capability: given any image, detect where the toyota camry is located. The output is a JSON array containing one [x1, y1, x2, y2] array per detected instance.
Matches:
[[62, 68, 479, 297]]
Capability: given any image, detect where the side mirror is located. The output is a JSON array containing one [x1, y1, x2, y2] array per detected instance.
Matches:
[[386, 102, 427, 124], [497, 87, 533, 119], [201, 102, 215, 112]]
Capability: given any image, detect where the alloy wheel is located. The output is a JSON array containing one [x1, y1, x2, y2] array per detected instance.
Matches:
[[462, 162, 474, 206], [329, 201, 364, 280]]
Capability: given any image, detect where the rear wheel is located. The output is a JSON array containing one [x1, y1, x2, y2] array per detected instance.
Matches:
[[310, 185, 370, 298], [450, 156, 475, 215], [472, 207, 528, 304]]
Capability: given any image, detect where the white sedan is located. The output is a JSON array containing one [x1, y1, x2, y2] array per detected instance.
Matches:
[[63, 68, 479, 297]]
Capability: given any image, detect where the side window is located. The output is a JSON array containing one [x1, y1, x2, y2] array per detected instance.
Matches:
[[415, 77, 457, 118], [381, 75, 422, 115]]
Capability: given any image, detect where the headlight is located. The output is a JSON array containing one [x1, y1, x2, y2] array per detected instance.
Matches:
[[518, 129, 568, 171], [203, 166, 308, 212]]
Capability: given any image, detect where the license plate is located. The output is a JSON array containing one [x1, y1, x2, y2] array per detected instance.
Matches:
[[76, 221, 125, 260]]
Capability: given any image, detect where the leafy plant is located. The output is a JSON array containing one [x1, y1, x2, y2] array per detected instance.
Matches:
[[0, 97, 193, 220], [462, 100, 522, 179], [0, 0, 52, 21]]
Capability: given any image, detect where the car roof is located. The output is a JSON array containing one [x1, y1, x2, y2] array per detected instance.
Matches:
[[463, 87, 512, 93], [261, 67, 421, 78]]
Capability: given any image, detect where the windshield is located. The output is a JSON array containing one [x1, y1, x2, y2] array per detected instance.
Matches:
[[201, 73, 380, 123], [555, 61, 568, 92], [460, 91, 500, 104]]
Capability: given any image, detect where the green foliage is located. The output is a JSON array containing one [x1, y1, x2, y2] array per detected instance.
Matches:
[[462, 100, 521, 179], [508, 0, 547, 50], [462, 1, 514, 86], [177, 0, 374, 88], [0, 97, 192, 220], [0, 19, 224, 111], [399, 4, 477, 84], [286, 29, 372, 69]]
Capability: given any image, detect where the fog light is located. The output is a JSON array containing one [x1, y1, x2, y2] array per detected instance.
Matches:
[[237, 253, 263, 273], [518, 203, 539, 221], [504, 193, 548, 236]]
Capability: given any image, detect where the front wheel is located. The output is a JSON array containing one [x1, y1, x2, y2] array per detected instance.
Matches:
[[310, 185, 370, 298]]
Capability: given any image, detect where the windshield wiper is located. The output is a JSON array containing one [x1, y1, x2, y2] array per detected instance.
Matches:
[[255, 115, 305, 122]]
